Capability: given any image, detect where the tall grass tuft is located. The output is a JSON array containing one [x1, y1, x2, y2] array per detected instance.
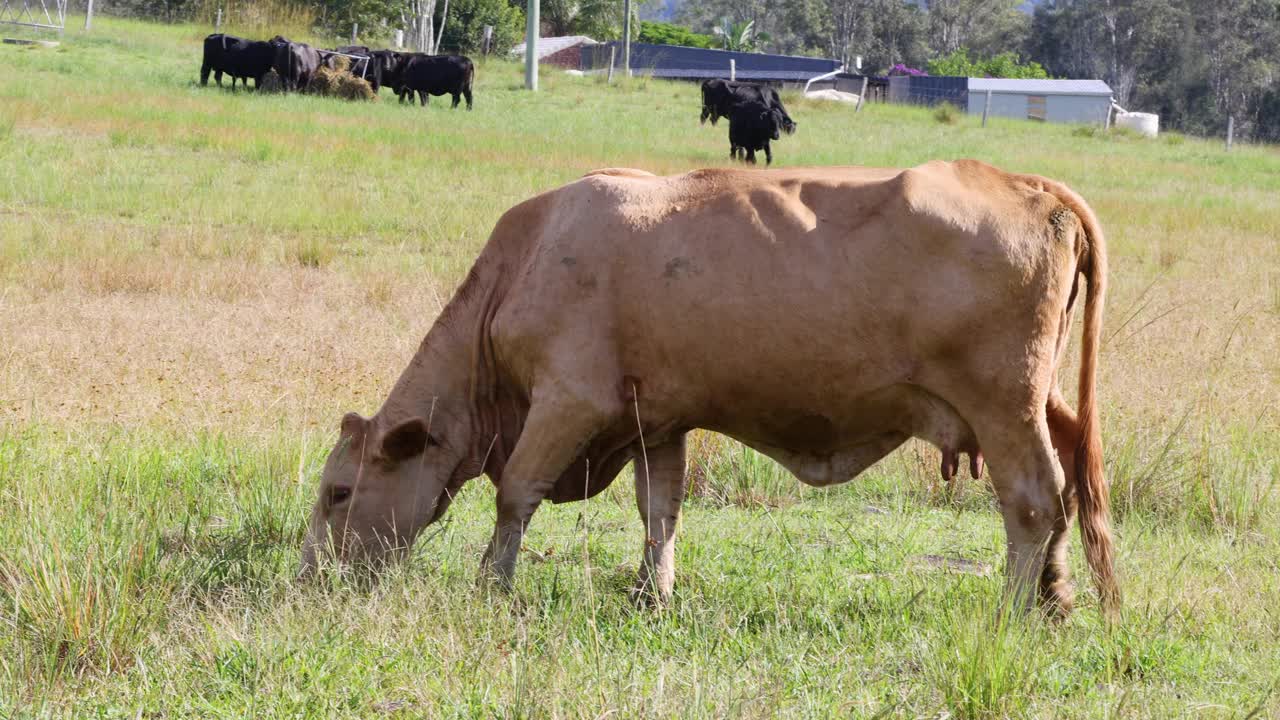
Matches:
[[0, 440, 172, 680], [686, 432, 799, 508], [1108, 417, 1278, 532], [925, 587, 1048, 719], [288, 237, 335, 268], [933, 103, 962, 125], [1187, 425, 1279, 533]]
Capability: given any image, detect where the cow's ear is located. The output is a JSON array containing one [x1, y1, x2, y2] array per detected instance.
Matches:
[[379, 417, 434, 463], [340, 412, 367, 441]]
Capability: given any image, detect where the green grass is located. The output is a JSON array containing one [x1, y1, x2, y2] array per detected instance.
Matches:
[[1, 15, 1279, 719]]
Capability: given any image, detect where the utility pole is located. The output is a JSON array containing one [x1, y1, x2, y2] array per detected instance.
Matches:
[[622, 0, 631, 77], [525, 0, 538, 90]]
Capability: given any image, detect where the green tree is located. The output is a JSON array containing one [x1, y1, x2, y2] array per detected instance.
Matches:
[[437, 0, 523, 53], [312, 0, 402, 39], [927, 47, 1048, 78], [1026, 0, 1280, 141], [676, 0, 790, 53], [637, 20, 715, 48], [923, 0, 1028, 57], [540, 0, 629, 39], [711, 17, 770, 51]]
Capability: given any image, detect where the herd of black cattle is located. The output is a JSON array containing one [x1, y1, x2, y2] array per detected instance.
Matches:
[[199, 35, 797, 163], [200, 34, 474, 109]]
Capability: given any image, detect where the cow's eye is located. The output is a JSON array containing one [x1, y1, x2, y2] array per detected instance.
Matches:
[[328, 486, 353, 507]]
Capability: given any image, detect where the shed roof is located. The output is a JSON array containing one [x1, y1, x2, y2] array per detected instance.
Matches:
[[583, 42, 841, 82], [967, 78, 1112, 96], [511, 35, 597, 60]]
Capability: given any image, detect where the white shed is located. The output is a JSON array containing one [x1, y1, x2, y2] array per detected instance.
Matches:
[[967, 78, 1113, 125]]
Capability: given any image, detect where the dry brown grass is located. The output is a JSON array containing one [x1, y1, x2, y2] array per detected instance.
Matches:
[[0, 252, 442, 436]]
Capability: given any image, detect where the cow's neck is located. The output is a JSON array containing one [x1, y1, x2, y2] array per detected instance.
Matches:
[[375, 256, 517, 483]]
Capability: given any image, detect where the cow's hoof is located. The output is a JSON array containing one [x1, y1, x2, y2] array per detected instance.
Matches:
[[1039, 580, 1075, 621], [629, 571, 673, 608], [628, 584, 671, 609], [475, 565, 515, 593]]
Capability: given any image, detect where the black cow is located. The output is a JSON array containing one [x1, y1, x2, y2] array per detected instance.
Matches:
[[346, 48, 402, 94], [396, 54, 474, 110], [364, 50, 402, 94], [200, 34, 277, 89], [701, 78, 796, 135], [273, 38, 322, 92], [728, 100, 784, 165]]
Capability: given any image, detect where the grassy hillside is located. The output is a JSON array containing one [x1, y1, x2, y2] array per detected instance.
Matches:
[[1, 16, 1278, 719]]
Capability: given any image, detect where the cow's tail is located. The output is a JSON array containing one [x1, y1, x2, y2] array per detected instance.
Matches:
[[463, 61, 475, 110], [1052, 180, 1119, 618]]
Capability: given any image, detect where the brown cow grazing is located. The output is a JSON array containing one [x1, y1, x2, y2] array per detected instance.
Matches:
[[300, 160, 1119, 618]]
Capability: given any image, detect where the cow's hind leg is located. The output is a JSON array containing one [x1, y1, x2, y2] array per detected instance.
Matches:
[[980, 409, 1069, 613], [630, 434, 687, 606], [480, 386, 617, 589], [1040, 390, 1081, 617], [745, 148, 757, 165], [463, 87, 473, 110]]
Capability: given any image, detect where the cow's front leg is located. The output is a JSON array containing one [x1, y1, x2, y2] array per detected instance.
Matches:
[[764, 142, 773, 166], [630, 434, 687, 606], [480, 389, 613, 589]]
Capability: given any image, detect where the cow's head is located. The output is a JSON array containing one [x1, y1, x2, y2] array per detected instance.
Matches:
[[299, 411, 461, 577], [764, 108, 784, 140]]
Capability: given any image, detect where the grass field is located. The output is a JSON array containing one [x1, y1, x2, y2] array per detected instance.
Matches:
[[2, 15, 1279, 719]]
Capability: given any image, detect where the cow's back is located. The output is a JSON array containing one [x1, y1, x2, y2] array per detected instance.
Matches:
[[492, 161, 1077, 435]]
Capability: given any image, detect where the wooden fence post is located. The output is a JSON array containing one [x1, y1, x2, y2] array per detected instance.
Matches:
[[855, 75, 868, 113], [981, 89, 992, 127], [1226, 115, 1234, 151], [481, 25, 493, 54], [84, 0, 94, 30], [729, 59, 735, 81], [351, 23, 358, 44], [607, 45, 616, 83], [215, 8, 222, 28]]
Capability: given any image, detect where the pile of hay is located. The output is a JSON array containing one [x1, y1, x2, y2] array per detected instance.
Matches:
[[257, 69, 285, 93], [307, 63, 376, 102]]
